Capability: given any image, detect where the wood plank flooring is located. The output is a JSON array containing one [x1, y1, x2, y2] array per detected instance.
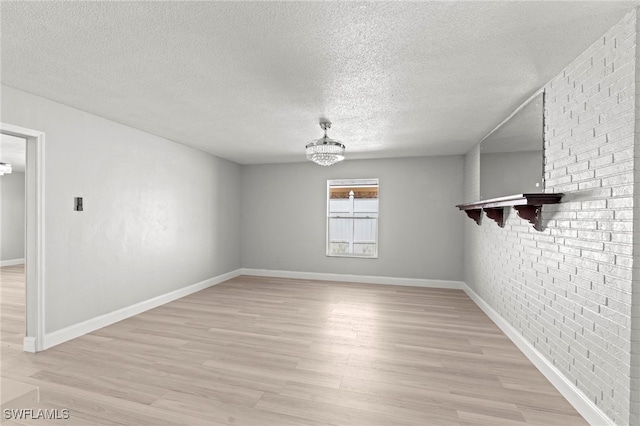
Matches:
[[1, 265, 587, 425]]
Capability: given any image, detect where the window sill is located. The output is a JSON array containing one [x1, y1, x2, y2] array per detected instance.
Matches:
[[326, 253, 378, 259]]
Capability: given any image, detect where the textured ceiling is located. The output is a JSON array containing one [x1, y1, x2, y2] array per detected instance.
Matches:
[[1, 1, 638, 164]]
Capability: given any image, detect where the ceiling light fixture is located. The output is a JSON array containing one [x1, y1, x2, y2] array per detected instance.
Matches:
[[305, 118, 345, 166], [0, 162, 12, 176]]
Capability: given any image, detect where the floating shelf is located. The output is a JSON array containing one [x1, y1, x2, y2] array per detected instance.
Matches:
[[456, 193, 563, 231]]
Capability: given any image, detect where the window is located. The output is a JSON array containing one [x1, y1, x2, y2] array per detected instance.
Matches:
[[326, 178, 379, 258]]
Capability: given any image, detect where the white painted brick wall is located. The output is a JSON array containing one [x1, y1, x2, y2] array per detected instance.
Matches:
[[464, 9, 637, 425], [630, 6, 640, 426]]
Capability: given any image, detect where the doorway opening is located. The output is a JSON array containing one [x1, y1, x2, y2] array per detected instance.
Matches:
[[0, 133, 26, 354], [0, 123, 45, 352]]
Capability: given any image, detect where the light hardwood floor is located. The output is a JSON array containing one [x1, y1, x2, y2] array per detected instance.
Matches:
[[1, 265, 587, 425]]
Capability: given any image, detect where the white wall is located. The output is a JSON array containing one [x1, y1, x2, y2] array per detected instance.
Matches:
[[464, 10, 637, 425], [1, 85, 241, 333], [631, 9, 640, 425], [241, 156, 465, 281], [0, 171, 25, 262]]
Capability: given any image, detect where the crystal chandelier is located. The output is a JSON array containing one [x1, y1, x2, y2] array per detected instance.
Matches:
[[305, 119, 345, 166]]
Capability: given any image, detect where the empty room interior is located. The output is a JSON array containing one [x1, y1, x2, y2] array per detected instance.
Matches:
[[1, 1, 640, 425]]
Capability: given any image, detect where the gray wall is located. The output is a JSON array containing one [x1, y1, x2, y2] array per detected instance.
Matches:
[[0, 171, 25, 261], [464, 10, 637, 424], [241, 156, 465, 281], [1, 85, 241, 333]]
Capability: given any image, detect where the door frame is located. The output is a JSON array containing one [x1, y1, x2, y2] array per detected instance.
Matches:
[[1, 122, 45, 352]]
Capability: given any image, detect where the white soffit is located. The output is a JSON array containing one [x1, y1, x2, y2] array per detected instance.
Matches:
[[1, 1, 638, 164]]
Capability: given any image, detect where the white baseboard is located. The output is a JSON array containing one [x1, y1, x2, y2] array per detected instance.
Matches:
[[22, 337, 37, 353], [462, 284, 614, 426], [1, 258, 25, 267], [239, 268, 465, 289], [42, 269, 242, 350]]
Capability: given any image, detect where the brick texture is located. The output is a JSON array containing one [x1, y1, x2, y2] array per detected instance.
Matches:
[[464, 10, 637, 425], [630, 7, 640, 426]]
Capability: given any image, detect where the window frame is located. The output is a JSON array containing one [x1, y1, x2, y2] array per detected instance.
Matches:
[[326, 178, 379, 259]]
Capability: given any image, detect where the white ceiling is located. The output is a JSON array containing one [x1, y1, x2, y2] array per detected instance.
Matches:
[[1, 1, 638, 165]]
